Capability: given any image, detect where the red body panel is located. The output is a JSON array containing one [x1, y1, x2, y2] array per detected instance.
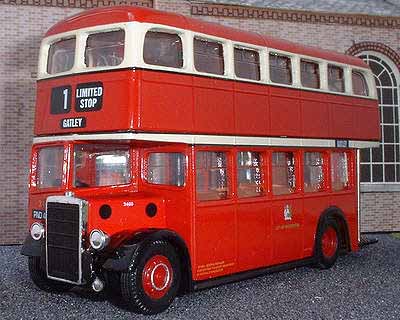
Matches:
[[35, 69, 380, 141]]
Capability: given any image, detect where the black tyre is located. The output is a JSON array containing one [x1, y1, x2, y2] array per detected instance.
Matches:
[[315, 218, 340, 269], [28, 256, 73, 292], [120, 240, 181, 315]]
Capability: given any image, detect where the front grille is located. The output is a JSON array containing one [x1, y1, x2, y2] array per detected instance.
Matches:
[[46, 200, 82, 283]]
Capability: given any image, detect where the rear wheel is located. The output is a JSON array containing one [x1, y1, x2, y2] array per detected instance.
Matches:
[[120, 240, 181, 314], [28, 256, 73, 292], [315, 218, 340, 269]]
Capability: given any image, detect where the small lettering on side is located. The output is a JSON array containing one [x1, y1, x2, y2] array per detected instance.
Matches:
[[60, 117, 86, 129], [32, 209, 46, 220]]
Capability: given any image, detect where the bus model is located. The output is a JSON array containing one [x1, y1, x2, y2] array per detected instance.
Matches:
[[21, 6, 380, 315]]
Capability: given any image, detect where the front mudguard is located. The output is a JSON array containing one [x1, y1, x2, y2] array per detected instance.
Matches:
[[21, 234, 44, 257]]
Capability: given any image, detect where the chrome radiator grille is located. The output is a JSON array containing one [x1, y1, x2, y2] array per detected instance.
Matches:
[[46, 197, 85, 284]]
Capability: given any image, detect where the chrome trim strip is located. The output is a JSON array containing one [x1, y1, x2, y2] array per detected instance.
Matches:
[[45, 196, 87, 285], [33, 132, 380, 149]]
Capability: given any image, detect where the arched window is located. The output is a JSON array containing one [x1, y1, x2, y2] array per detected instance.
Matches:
[[358, 52, 400, 184]]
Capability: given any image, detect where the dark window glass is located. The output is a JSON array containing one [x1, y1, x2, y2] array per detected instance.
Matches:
[[360, 149, 370, 162], [352, 71, 369, 96], [196, 151, 229, 201], [361, 164, 371, 182], [269, 53, 292, 85], [301, 60, 320, 89], [382, 107, 394, 124], [384, 145, 395, 162], [146, 153, 186, 186], [143, 31, 183, 68], [85, 30, 124, 67], [237, 151, 264, 198], [372, 164, 383, 182], [47, 38, 75, 74], [234, 47, 260, 81], [385, 164, 395, 182], [194, 38, 224, 75], [382, 88, 394, 104], [328, 65, 345, 93], [369, 61, 383, 77], [372, 146, 383, 162], [272, 152, 296, 195], [384, 126, 395, 143], [397, 165, 400, 182]]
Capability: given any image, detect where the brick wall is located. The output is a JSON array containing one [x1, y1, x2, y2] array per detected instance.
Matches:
[[0, 5, 84, 244], [0, 0, 399, 244], [361, 193, 400, 232]]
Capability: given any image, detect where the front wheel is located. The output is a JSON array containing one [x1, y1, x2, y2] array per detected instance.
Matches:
[[315, 218, 340, 269], [28, 256, 73, 292], [120, 240, 181, 315]]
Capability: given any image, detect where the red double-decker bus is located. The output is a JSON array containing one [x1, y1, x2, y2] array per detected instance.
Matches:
[[21, 6, 380, 314]]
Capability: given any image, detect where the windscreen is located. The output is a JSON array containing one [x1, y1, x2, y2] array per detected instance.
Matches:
[[74, 144, 130, 188], [37, 146, 64, 188]]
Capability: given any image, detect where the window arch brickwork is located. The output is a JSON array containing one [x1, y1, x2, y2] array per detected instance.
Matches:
[[346, 42, 400, 71]]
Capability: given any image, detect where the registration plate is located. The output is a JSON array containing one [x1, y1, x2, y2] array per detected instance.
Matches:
[[32, 209, 46, 220]]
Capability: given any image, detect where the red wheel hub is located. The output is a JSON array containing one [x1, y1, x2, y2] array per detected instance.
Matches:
[[142, 255, 173, 300], [321, 226, 338, 258]]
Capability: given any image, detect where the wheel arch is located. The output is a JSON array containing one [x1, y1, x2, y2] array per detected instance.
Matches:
[[103, 229, 193, 294], [315, 206, 351, 254]]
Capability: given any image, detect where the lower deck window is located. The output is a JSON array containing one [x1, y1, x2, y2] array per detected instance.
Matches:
[[196, 151, 229, 201], [272, 152, 296, 195], [304, 152, 325, 192], [237, 151, 264, 198], [146, 152, 186, 186], [331, 152, 350, 191]]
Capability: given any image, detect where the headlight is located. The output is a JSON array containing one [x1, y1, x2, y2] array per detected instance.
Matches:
[[30, 222, 44, 241], [89, 229, 109, 251]]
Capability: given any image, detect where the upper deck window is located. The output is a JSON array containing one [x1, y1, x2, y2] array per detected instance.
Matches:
[[194, 37, 224, 75], [301, 60, 320, 89], [352, 71, 369, 96], [85, 30, 124, 68], [328, 65, 345, 93], [269, 53, 292, 85], [47, 38, 75, 74], [143, 31, 183, 68], [234, 47, 260, 81]]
